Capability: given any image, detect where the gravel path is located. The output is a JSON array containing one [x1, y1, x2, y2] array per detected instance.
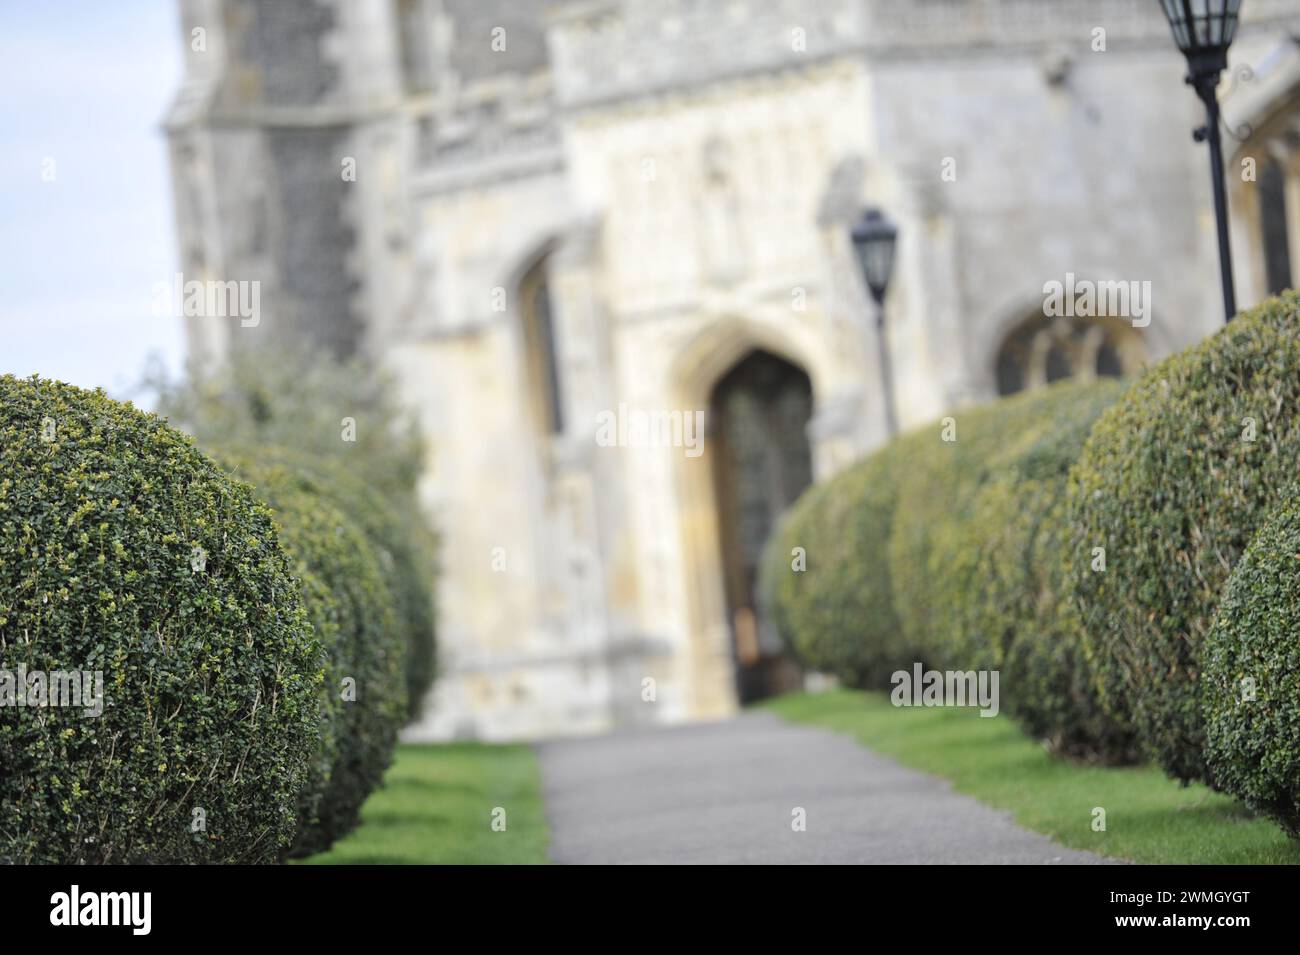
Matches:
[[536, 711, 1115, 864]]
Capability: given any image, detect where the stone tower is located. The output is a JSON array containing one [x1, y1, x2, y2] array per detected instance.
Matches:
[[165, 0, 412, 367]]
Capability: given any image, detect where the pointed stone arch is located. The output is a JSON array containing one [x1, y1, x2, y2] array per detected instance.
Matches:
[[668, 318, 821, 715]]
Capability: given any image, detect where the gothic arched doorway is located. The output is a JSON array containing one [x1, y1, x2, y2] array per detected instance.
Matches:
[[709, 349, 813, 703]]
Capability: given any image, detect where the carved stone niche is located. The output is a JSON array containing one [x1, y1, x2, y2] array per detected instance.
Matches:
[[697, 135, 747, 286]]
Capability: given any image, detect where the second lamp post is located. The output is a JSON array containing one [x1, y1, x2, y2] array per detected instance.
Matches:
[[1158, 0, 1243, 323], [850, 207, 900, 438]]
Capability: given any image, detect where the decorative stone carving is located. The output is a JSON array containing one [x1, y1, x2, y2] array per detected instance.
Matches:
[[698, 135, 746, 284]]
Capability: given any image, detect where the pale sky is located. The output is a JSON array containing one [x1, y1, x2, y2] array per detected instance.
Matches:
[[0, 0, 185, 403]]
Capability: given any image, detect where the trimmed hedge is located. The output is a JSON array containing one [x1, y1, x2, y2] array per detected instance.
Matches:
[[761, 448, 907, 688], [0, 376, 322, 863], [1202, 498, 1300, 835], [219, 455, 407, 857], [328, 471, 437, 724], [1068, 291, 1300, 785], [315, 465, 437, 724], [888, 380, 1110, 669], [217, 445, 437, 723], [763, 376, 1126, 741], [952, 381, 1138, 761]]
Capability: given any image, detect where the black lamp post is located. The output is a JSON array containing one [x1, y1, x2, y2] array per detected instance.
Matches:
[[850, 208, 900, 437], [1158, 0, 1243, 323]]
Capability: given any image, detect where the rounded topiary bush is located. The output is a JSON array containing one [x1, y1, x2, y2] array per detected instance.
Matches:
[[336, 475, 437, 724], [0, 376, 323, 863], [311, 463, 436, 724], [888, 380, 1110, 669], [1068, 291, 1300, 784], [219, 445, 437, 723], [219, 455, 407, 857], [761, 448, 906, 688], [953, 381, 1138, 762], [764, 378, 1123, 703], [1202, 497, 1300, 836]]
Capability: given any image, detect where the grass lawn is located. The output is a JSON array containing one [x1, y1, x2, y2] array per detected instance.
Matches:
[[299, 743, 550, 864], [766, 689, 1300, 865]]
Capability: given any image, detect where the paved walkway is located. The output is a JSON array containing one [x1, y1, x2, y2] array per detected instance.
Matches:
[[536, 711, 1114, 864]]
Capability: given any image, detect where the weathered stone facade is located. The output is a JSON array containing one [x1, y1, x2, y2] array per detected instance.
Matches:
[[167, 0, 1300, 740]]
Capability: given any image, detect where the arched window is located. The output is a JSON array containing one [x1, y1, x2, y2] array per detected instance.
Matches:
[[1260, 157, 1293, 295], [995, 315, 1144, 397], [519, 258, 564, 435]]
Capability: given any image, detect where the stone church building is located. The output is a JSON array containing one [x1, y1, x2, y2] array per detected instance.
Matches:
[[166, 0, 1300, 739]]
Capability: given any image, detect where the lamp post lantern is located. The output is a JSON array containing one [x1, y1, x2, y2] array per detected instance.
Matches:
[[850, 207, 900, 438], [1158, 0, 1243, 323]]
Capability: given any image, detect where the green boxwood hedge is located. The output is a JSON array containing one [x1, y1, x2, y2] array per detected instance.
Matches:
[[1067, 291, 1300, 785], [216, 445, 437, 723], [888, 380, 1111, 669], [1202, 497, 1300, 835], [325, 470, 437, 725], [952, 381, 1138, 762], [763, 376, 1126, 738], [0, 376, 323, 863], [761, 448, 907, 688], [219, 455, 407, 857]]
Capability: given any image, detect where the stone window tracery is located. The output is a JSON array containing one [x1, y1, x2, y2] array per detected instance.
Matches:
[[995, 315, 1144, 397]]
